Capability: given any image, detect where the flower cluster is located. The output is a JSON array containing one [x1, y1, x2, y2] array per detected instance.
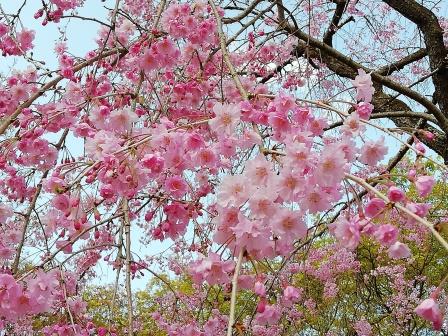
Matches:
[[0, 0, 445, 334]]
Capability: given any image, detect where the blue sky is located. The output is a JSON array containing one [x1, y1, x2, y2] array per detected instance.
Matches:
[[1, 0, 113, 71]]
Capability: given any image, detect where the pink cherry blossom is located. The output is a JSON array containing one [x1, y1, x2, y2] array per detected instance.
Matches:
[[254, 281, 266, 297], [388, 241, 411, 259], [285, 142, 313, 170], [244, 155, 273, 186], [406, 202, 431, 219], [303, 186, 332, 214], [354, 318, 372, 336], [359, 137, 388, 166], [84, 130, 121, 160], [108, 107, 138, 133], [52, 194, 70, 212], [68, 297, 87, 315], [415, 298, 443, 331], [0, 204, 13, 224], [387, 186, 405, 202], [195, 148, 217, 168], [16, 29, 35, 53], [43, 176, 67, 194], [415, 175, 435, 198], [255, 303, 281, 325], [164, 175, 189, 198], [331, 217, 361, 250], [282, 285, 301, 306], [352, 69, 375, 103], [217, 175, 250, 207], [141, 154, 165, 174], [272, 208, 307, 241], [274, 171, 303, 201], [140, 49, 159, 73], [232, 215, 274, 259], [364, 198, 386, 218], [189, 252, 234, 285], [343, 112, 365, 135], [208, 103, 241, 135], [356, 102, 374, 120], [249, 190, 278, 218], [374, 224, 398, 246], [415, 141, 426, 154], [314, 146, 347, 186]]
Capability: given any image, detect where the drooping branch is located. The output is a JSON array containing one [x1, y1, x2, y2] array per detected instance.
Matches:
[[209, 0, 249, 100], [345, 173, 448, 252], [248, 4, 448, 160], [122, 199, 134, 336], [373, 91, 448, 162], [227, 248, 245, 336]]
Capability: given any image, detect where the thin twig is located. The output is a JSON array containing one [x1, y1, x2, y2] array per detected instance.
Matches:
[[12, 128, 69, 273], [227, 248, 244, 336], [122, 199, 134, 336]]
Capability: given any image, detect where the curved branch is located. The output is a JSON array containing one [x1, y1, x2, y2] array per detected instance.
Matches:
[[377, 48, 427, 76], [323, 0, 349, 46], [222, 0, 263, 24]]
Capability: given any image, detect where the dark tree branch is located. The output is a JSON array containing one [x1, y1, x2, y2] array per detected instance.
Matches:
[[373, 90, 448, 163], [323, 0, 348, 46], [222, 0, 263, 24], [382, 0, 448, 118], [377, 48, 427, 76]]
